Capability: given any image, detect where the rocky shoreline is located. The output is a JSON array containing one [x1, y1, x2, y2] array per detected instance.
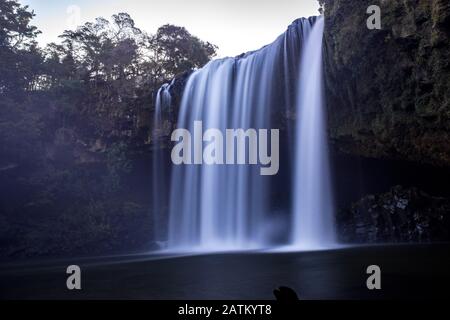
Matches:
[[338, 185, 450, 243]]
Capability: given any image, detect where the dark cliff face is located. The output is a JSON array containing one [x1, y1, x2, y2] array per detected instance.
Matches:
[[321, 0, 450, 167], [338, 185, 450, 243], [320, 0, 450, 243]]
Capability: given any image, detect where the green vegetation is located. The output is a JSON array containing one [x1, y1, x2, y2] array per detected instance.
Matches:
[[0, 0, 217, 258]]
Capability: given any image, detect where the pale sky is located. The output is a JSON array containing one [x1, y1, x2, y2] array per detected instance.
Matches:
[[19, 0, 320, 58]]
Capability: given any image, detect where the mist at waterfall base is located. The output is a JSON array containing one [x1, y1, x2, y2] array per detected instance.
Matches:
[[152, 16, 336, 252]]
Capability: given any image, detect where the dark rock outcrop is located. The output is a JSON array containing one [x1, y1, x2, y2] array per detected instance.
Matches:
[[338, 185, 450, 243], [321, 0, 450, 167]]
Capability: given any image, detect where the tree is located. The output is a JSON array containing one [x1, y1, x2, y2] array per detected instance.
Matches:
[[0, 5, 219, 259], [0, 0, 41, 95], [151, 24, 217, 78], [0, 0, 40, 48]]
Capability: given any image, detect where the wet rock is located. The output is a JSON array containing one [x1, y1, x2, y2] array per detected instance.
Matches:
[[320, 0, 450, 167], [338, 185, 450, 243]]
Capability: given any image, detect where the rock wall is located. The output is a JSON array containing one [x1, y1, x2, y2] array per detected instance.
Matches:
[[338, 185, 450, 243], [321, 0, 450, 167]]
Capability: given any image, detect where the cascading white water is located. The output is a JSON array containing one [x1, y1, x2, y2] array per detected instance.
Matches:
[[157, 16, 335, 251], [292, 17, 335, 249], [168, 56, 273, 250], [152, 83, 172, 241]]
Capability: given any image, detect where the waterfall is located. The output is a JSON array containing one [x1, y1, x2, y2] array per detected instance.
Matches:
[[154, 16, 335, 251], [292, 17, 335, 249], [167, 56, 270, 250], [152, 83, 172, 241]]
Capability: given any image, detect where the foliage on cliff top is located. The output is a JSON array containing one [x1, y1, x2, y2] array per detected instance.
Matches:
[[0, 0, 217, 258]]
